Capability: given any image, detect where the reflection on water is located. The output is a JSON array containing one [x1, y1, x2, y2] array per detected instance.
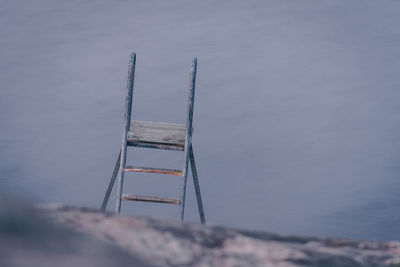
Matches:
[[1, 0, 400, 241]]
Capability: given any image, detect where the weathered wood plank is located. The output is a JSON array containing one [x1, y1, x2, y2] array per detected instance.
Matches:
[[128, 121, 186, 147], [129, 131, 185, 144], [125, 166, 183, 176], [128, 135, 185, 146], [122, 194, 180, 205], [127, 141, 185, 151], [131, 120, 185, 131], [131, 126, 185, 136]]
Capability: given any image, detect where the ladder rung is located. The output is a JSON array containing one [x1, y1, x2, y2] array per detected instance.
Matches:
[[124, 166, 183, 176], [122, 194, 180, 205]]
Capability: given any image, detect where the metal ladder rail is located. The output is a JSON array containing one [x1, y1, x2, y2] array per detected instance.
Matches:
[[179, 58, 196, 222], [116, 53, 136, 213]]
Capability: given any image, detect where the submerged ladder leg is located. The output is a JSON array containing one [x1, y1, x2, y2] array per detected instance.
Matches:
[[116, 53, 136, 213], [101, 150, 121, 211], [179, 141, 190, 222], [189, 145, 205, 224]]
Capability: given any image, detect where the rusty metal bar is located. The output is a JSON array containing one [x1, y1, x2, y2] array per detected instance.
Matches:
[[124, 166, 183, 176], [122, 194, 180, 205]]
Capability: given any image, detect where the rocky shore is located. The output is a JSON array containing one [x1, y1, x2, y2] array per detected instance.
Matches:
[[1, 198, 400, 267]]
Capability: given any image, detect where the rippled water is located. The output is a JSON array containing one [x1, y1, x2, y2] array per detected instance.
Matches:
[[1, 0, 400, 241]]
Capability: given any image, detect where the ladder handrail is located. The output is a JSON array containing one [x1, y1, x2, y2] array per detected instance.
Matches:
[[116, 52, 136, 213], [179, 58, 197, 222]]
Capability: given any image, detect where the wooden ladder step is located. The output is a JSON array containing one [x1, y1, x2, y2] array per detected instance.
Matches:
[[122, 194, 181, 205], [124, 166, 183, 176]]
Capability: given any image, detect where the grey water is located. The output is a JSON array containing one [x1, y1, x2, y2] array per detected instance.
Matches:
[[1, 0, 400, 241]]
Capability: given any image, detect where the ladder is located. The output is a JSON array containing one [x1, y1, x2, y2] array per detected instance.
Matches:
[[101, 53, 205, 224]]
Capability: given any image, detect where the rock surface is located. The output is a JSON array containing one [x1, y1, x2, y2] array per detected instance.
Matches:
[[0, 197, 154, 267], [42, 205, 400, 267]]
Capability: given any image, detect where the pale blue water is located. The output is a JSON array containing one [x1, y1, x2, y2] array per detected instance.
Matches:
[[1, 0, 400, 241]]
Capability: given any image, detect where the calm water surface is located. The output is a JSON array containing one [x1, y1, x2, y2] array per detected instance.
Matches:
[[1, 0, 400, 240]]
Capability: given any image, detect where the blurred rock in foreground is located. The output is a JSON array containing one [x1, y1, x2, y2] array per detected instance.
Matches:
[[43, 205, 400, 267], [1, 196, 400, 267], [0, 197, 154, 267]]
